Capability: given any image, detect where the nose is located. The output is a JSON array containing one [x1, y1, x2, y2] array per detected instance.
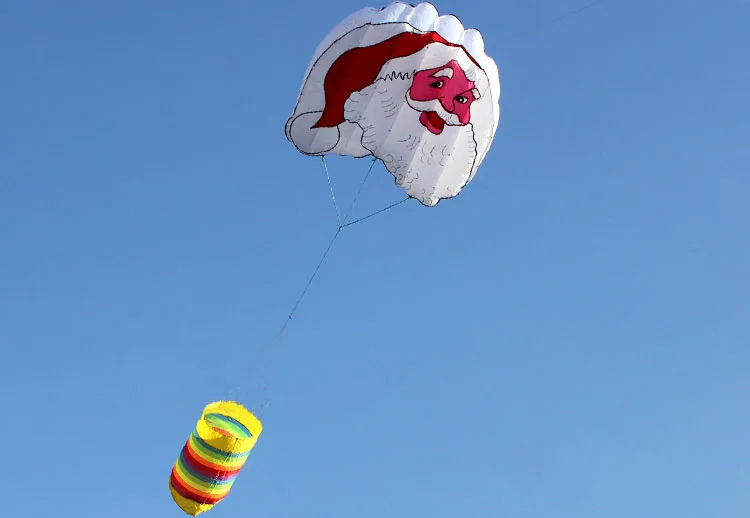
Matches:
[[439, 95, 456, 113], [439, 95, 469, 125]]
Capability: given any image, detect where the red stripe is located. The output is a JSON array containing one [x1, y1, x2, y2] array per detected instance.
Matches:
[[182, 444, 242, 480], [170, 467, 227, 505], [184, 439, 244, 478]]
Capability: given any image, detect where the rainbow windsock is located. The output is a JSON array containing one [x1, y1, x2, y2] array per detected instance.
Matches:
[[169, 401, 262, 515]]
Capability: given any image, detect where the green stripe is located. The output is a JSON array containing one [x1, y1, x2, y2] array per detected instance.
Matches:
[[189, 431, 250, 464], [205, 413, 253, 438]]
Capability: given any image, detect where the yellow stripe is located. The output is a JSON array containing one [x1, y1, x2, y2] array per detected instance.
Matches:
[[195, 401, 262, 454], [169, 480, 215, 516]]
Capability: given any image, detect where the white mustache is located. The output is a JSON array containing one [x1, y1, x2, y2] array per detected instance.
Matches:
[[405, 91, 461, 126]]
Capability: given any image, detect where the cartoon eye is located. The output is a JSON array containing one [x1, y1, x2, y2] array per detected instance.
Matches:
[[429, 80, 444, 88], [455, 95, 468, 103]]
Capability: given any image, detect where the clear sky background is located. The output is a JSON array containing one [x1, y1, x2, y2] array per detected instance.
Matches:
[[1, 1, 748, 516]]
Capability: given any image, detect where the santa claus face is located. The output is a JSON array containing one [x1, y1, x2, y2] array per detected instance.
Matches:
[[287, 24, 499, 207], [342, 58, 479, 206], [406, 60, 478, 135]]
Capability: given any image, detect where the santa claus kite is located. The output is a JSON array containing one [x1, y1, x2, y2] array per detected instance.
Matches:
[[285, 1, 501, 207]]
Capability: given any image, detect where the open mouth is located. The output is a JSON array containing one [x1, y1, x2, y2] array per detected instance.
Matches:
[[419, 111, 445, 135]]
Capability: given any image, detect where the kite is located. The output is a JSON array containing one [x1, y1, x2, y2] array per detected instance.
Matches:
[[168, 5, 500, 514], [169, 401, 262, 515], [285, 1, 501, 207]]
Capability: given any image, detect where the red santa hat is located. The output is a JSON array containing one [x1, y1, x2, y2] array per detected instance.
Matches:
[[312, 30, 482, 129]]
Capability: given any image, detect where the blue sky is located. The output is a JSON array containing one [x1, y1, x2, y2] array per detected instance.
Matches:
[[1, 1, 748, 516]]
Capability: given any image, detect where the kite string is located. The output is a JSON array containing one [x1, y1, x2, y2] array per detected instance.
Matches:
[[285, 156, 396, 322], [341, 157, 378, 224], [251, 157, 409, 415], [285, 226, 342, 323], [514, 0, 609, 39], [341, 196, 409, 228], [322, 156, 342, 226], [250, 225, 341, 417]]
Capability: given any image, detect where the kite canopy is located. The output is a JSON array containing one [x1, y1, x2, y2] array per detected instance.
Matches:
[[286, 1, 501, 207], [169, 401, 262, 516]]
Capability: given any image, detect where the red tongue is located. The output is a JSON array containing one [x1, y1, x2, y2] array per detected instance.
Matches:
[[426, 111, 445, 131]]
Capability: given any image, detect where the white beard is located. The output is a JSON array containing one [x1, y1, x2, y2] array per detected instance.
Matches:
[[342, 77, 478, 206]]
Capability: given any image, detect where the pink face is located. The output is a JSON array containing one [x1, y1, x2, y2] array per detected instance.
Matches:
[[408, 60, 477, 135]]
